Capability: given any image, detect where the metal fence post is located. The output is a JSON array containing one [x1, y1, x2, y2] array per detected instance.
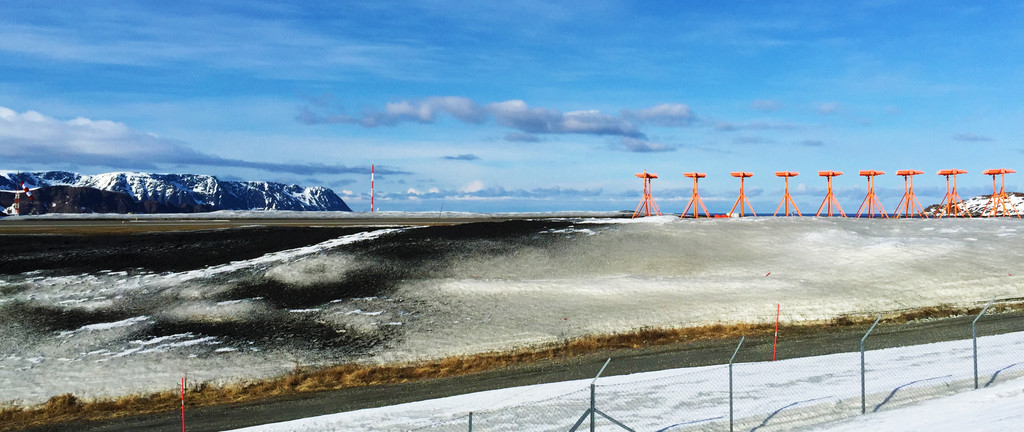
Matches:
[[592, 358, 609, 432], [590, 383, 596, 432], [729, 336, 744, 432], [468, 412, 472, 432], [973, 297, 995, 389], [569, 358, 634, 432], [861, 315, 881, 415]]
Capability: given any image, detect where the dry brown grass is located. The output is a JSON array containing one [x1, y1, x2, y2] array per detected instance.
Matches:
[[4, 302, 1023, 431]]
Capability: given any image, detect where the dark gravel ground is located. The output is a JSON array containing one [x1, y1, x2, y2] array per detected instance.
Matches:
[[0, 227, 372, 275]]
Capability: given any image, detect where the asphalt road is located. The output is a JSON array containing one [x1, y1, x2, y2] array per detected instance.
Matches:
[[0, 214, 628, 234], [28, 309, 1024, 432]]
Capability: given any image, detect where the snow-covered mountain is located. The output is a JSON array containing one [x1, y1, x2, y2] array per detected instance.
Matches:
[[0, 171, 352, 214], [924, 192, 1024, 217]]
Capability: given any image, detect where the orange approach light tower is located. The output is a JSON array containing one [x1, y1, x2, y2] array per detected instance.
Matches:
[[815, 171, 847, 217], [728, 172, 756, 217], [892, 170, 928, 218], [936, 169, 970, 218], [774, 171, 802, 216], [681, 172, 711, 218], [632, 170, 662, 218], [981, 168, 1021, 218], [855, 170, 888, 218]]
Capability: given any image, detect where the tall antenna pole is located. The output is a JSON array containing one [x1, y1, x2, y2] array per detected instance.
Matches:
[[370, 164, 375, 213]]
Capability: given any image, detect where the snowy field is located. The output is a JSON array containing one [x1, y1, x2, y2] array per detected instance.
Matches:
[[229, 331, 1024, 431], [2, 216, 1023, 407]]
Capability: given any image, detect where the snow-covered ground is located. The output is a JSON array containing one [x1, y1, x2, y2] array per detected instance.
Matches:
[[2, 217, 1023, 407], [229, 331, 1024, 431]]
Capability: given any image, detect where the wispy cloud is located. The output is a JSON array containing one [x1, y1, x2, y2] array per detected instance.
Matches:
[[733, 136, 775, 144], [953, 132, 992, 142], [0, 6, 436, 81], [394, 185, 603, 200], [0, 106, 401, 175], [751, 99, 783, 112], [616, 137, 675, 152], [503, 132, 540, 142], [298, 96, 486, 127], [302, 97, 650, 139], [621, 103, 695, 126], [817, 102, 840, 115], [714, 121, 805, 131], [487, 100, 643, 137], [443, 154, 480, 161]]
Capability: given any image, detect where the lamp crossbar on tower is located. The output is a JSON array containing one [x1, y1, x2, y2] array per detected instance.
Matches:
[[632, 170, 662, 218], [728, 172, 756, 217], [936, 169, 970, 218], [681, 172, 710, 218], [773, 171, 802, 217], [981, 168, 1021, 218], [855, 170, 887, 218], [892, 170, 928, 218], [815, 170, 846, 217]]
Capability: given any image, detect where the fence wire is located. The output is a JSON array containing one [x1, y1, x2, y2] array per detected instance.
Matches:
[[397, 314, 1023, 432]]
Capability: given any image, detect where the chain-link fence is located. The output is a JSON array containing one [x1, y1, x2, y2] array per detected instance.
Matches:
[[389, 308, 1024, 432]]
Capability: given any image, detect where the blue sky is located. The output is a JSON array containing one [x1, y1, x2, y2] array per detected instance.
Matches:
[[2, 1, 1023, 212]]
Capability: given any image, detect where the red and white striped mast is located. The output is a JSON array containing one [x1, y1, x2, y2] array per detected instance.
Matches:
[[370, 164, 375, 212], [12, 182, 34, 216]]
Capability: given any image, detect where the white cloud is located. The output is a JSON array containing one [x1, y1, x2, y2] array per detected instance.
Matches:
[[303, 97, 645, 138], [621, 103, 695, 127], [617, 137, 675, 152], [817, 102, 839, 115], [462, 180, 485, 193], [487, 100, 643, 137], [301, 96, 486, 127], [714, 121, 804, 131], [0, 106, 387, 175]]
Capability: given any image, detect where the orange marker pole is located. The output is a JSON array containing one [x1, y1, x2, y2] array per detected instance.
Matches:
[[892, 170, 927, 218], [681, 172, 710, 218], [856, 170, 888, 218], [729, 172, 756, 217], [772, 304, 780, 361], [815, 171, 846, 217], [773, 172, 802, 216], [632, 170, 662, 218], [982, 169, 1022, 218]]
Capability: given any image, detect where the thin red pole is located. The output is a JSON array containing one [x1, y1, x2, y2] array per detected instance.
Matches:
[[181, 376, 186, 432], [772, 304, 780, 361], [370, 164, 375, 212]]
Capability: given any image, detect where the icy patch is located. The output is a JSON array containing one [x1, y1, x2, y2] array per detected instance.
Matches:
[[59, 316, 150, 337], [174, 228, 404, 282], [266, 254, 357, 287]]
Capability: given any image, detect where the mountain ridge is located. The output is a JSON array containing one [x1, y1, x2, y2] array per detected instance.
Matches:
[[0, 171, 352, 214]]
